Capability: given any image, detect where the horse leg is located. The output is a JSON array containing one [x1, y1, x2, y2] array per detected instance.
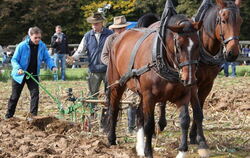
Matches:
[[136, 99, 145, 156], [143, 93, 155, 157], [176, 104, 190, 158], [107, 84, 125, 145], [189, 85, 212, 145], [158, 102, 167, 132], [135, 93, 155, 158], [190, 91, 209, 157]]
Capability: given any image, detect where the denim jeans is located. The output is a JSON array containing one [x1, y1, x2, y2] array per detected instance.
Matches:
[[223, 62, 236, 77], [54, 54, 66, 80]]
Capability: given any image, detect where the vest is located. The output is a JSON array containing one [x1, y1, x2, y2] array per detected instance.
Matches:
[[85, 28, 113, 73]]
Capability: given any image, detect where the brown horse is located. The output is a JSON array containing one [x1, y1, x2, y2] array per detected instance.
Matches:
[[158, 0, 242, 155], [105, 13, 203, 158], [188, 0, 242, 147]]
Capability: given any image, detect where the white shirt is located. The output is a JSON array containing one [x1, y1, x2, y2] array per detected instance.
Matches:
[[73, 31, 102, 60]]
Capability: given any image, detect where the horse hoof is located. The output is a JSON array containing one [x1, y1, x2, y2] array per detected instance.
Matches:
[[136, 148, 145, 157], [198, 149, 210, 158], [190, 139, 198, 144], [176, 151, 188, 158]]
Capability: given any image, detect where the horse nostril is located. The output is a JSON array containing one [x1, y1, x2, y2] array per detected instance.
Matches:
[[226, 51, 238, 62]]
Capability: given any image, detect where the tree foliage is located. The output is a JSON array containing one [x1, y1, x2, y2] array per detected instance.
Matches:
[[0, 0, 249, 46], [80, 0, 136, 33], [0, 0, 83, 46]]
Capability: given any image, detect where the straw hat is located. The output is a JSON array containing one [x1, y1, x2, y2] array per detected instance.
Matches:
[[109, 16, 130, 29], [87, 12, 106, 24]]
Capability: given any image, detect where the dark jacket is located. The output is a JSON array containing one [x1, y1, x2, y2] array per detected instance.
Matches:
[[51, 33, 69, 54], [85, 28, 113, 73]]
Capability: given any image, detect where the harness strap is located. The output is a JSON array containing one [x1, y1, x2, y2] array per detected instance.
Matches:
[[119, 29, 156, 86], [119, 63, 156, 86], [127, 29, 156, 71], [179, 60, 198, 68]]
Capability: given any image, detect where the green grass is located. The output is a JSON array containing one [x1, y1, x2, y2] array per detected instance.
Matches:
[[218, 65, 250, 77], [0, 68, 88, 82], [0, 66, 250, 82], [40, 68, 88, 81]]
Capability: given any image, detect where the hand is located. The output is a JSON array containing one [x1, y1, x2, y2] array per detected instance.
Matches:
[[52, 67, 58, 73], [66, 56, 74, 65], [18, 69, 23, 75]]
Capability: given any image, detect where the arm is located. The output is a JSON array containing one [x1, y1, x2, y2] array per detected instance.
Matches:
[[51, 35, 58, 48], [72, 36, 87, 60], [11, 44, 22, 70], [43, 45, 56, 70], [101, 36, 112, 65]]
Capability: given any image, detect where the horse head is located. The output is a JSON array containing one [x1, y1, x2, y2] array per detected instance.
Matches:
[[166, 15, 202, 86], [215, 0, 243, 61]]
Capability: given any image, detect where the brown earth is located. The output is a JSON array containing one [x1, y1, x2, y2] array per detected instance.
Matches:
[[0, 77, 249, 158]]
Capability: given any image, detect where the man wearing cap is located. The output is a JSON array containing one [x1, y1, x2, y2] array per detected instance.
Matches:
[[101, 15, 130, 65], [72, 13, 113, 116], [101, 15, 137, 134]]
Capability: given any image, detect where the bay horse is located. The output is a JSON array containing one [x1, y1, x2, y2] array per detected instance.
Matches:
[[157, 0, 242, 155], [105, 12, 203, 158], [189, 0, 242, 146]]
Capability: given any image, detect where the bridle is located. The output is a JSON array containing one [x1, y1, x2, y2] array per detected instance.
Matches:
[[173, 20, 199, 70], [216, 7, 240, 47]]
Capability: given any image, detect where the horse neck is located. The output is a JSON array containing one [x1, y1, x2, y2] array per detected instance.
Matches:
[[201, 29, 222, 56]]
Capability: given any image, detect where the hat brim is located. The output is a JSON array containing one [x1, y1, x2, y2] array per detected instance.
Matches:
[[87, 17, 105, 24], [109, 22, 131, 29]]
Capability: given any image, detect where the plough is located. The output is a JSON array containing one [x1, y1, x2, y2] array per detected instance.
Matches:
[[24, 71, 136, 131]]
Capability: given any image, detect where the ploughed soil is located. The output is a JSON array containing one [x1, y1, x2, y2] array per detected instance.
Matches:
[[0, 77, 249, 158]]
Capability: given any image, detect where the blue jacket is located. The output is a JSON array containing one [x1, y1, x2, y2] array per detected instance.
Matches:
[[11, 37, 56, 84], [85, 28, 113, 73]]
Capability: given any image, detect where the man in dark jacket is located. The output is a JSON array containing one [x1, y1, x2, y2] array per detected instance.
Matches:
[[51, 25, 69, 81], [72, 13, 113, 116]]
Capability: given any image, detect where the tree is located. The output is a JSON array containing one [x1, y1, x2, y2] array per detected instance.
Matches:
[[80, 0, 137, 33], [0, 0, 84, 46]]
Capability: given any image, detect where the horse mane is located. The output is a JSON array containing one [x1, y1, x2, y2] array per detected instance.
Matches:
[[136, 13, 160, 28], [203, 1, 239, 38]]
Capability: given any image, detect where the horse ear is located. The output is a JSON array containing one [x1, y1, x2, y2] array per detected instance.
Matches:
[[216, 0, 226, 8], [192, 21, 203, 31], [167, 25, 184, 33], [235, 0, 241, 7]]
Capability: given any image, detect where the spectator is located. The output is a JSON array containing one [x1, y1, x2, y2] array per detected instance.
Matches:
[[223, 62, 236, 77], [72, 13, 113, 116], [51, 25, 69, 81], [5, 27, 57, 119], [101, 15, 137, 133]]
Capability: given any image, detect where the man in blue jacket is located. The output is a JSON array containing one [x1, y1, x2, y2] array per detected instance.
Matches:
[[5, 26, 57, 119], [72, 13, 113, 116]]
